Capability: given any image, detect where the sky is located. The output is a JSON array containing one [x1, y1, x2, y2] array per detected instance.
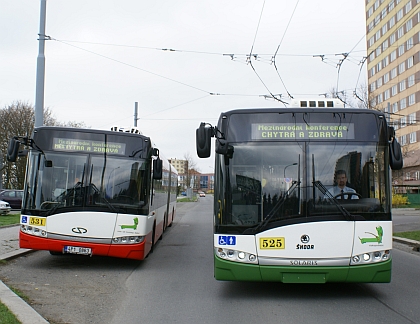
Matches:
[[0, 0, 368, 173]]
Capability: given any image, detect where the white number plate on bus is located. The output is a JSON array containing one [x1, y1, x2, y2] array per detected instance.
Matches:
[[64, 246, 92, 255]]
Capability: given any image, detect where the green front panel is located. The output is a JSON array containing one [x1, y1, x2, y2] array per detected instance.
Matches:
[[215, 256, 262, 281], [346, 258, 392, 283], [215, 256, 392, 283]]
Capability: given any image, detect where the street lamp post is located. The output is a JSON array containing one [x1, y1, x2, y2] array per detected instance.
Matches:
[[283, 163, 298, 190]]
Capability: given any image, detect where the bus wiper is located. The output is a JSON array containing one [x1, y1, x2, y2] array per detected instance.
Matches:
[[90, 183, 119, 213], [45, 182, 83, 216], [245, 180, 300, 234], [313, 180, 353, 220]]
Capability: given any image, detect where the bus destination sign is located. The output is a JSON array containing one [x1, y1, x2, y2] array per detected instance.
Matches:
[[52, 138, 126, 155], [251, 123, 355, 140]]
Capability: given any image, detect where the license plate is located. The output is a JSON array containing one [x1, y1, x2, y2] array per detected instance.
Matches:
[[29, 217, 46, 226], [259, 237, 285, 249], [64, 246, 92, 255]]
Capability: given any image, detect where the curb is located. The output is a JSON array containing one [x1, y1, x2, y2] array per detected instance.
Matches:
[[0, 280, 49, 324], [393, 236, 420, 251]]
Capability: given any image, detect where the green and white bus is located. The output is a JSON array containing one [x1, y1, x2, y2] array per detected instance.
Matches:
[[196, 100, 403, 283]]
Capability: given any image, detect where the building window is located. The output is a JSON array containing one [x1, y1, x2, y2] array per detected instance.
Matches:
[[384, 72, 390, 84], [370, 82, 376, 92], [371, 67, 376, 77], [368, 6, 374, 17], [408, 74, 415, 87], [410, 132, 417, 143], [400, 97, 407, 109], [401, 135, 407, 145], [391, 84, 398, 96], [384, 89, 390, 100], [409, 93, 416, 105], [391, 67, 397, 78], [390, 33, 396, 45], [399, 80, 406, 92], [389, 0, 395, 11], [392, 102, 398, 113], [369, 36, 375, 47], [377, 77, 383, 87], [389, 16, 395, 28], [406, 1, 412, 13], [406, 37, 413, 50], [409, 112, 416, 124], [397, 26, 404, 38], [401, 116, 407, 127], [397, 8, 403, 21], [376, 30, 381, 41], [398, 62, 405, 74], [376, 46, 382, 56], [390, 49, 397, 62], [398, 44, 405, 56], [382, 39, 389, 51], [406, 19, 413, 32], [407, 56, 414, 68]]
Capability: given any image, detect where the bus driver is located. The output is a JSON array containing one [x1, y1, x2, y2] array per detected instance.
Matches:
[[327, 170, 359, 200]]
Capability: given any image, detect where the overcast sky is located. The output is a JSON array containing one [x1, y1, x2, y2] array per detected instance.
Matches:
[[1, 1, 367, 173]]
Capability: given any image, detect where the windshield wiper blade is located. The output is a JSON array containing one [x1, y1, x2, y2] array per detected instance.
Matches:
[[45, 182, 83, 216], [313, 180, 353, 220], [244, 180, 300, 234]]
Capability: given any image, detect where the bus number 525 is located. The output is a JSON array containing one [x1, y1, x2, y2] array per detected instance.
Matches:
[[260, 237, 285, 249]]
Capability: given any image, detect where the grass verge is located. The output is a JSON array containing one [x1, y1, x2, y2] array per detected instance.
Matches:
[[394, 230, 420, 241], [0, 301, 21, 324], [0, 214, 20, 227]]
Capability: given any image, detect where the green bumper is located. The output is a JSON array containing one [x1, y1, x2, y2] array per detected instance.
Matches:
[[214, 256, 392, 283]]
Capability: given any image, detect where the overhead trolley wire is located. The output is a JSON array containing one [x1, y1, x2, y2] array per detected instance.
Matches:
[[271, 0, 300, 99]]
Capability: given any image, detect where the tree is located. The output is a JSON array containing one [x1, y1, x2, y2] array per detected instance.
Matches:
[[183, 152, 200, 190], [0, 101, 87, 189]]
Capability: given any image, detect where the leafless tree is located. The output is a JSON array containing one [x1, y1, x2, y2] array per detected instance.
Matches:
[[0, 101, 87, 189], [183, 152, 200, 190]]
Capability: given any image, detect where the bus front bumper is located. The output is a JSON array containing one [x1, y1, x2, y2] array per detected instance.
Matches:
[[214, 256, 392, 283]]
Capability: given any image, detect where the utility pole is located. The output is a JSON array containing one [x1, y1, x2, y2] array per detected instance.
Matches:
[[35, 0, 47, 127], [134, 102, 138, 127]]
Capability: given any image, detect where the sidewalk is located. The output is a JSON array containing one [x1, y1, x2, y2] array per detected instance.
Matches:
[[0, 210, 419, 324], [0, 225, 48, 324]]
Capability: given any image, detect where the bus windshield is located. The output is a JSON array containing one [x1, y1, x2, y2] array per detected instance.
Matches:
[[23, 151, 150, 216], [217, 140, 389, 234]]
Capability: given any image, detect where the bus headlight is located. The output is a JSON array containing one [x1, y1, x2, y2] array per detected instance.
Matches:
[[350, 249, 391, 265], [112, 236, 144, 244], [20, 224, 47, 237], [215, 247, 258, 264]]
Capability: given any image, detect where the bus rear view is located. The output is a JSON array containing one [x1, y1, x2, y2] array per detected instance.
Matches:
[[196, 105, 403, 283]]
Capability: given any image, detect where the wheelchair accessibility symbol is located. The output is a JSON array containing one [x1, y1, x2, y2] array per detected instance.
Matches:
[[218, 235, 236, 246]]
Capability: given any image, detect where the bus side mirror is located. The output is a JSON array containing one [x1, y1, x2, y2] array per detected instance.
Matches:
[[153, 158, 163, 180], [389, 138, 403, 170], [6, 138, 20, 162], [196, 123, 212, 158]]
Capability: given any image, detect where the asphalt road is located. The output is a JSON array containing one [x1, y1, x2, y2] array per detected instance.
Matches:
[[0, 200, 420, 324]]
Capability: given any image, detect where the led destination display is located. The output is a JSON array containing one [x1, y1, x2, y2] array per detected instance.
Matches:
[[251, 123, 355, 140], [52, 138, 126, 155]]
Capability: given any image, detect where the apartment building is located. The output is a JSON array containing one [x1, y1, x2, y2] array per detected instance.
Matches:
[[366, 0, 420, 185]]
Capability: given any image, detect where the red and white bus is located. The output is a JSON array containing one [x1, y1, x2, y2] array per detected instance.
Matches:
[[7, 126, 178, 260]]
